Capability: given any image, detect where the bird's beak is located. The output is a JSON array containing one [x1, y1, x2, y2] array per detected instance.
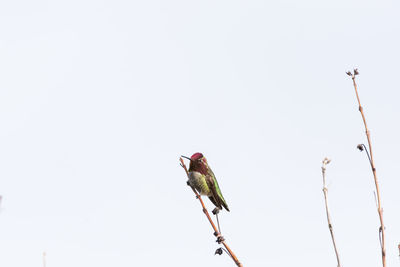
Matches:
[[181, 155, 192, 161]]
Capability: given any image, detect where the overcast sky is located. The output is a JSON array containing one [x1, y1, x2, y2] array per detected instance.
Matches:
[[1, 0, 400, 266]]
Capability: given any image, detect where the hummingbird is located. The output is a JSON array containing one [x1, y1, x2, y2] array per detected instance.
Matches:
[[182, 153, 230, 212]]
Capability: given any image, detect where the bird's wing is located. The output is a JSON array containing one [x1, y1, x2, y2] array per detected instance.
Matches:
[[206, 169, 230, 211], [208, 196, 220, 209]]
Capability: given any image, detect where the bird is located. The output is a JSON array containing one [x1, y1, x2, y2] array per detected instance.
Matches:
[[182, 153, 230, 212]]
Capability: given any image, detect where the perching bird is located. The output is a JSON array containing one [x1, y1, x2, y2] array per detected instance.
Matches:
[[182, 153, 230, 212]]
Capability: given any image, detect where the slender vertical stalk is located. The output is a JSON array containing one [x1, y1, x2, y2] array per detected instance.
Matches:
[[43, 252, 46, 267], [321, 158, 341, 267], [180, 158, 243, 267], [348, 69, 386, 267], [398, 243, 400, 258]]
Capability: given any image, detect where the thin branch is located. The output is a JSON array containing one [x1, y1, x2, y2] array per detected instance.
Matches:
[[43, 252, 46, 267], [398, 243, 400, 258], [215, 212, 222, 235], [357, 144, 372, 165], [348, 69, 386, 267], [321, 158, 342, 267], [180, 158, 243, 267]]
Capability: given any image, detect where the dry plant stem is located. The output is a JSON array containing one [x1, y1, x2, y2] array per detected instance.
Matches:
[[398, 243, 400, 257], [350, 72, 386, 267], [180, 158, 243, 267], [43, 252, 46, 267], [321, 158, 341, 267]]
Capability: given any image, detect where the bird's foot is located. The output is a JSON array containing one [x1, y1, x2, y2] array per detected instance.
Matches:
[[212, 207, 220, 215]]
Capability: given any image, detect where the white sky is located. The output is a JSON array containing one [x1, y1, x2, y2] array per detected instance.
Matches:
[[1, 0, 400, 266]]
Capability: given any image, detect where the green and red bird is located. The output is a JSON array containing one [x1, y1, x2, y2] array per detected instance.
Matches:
[[182, 153, 230, 212]]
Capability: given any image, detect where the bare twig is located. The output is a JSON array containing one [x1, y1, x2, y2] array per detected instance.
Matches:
[[321, 158, 341, 267], [398, 243, 400, 258], [215, 212, 222, 235], [180, 158, 243, 267], [43, 252, 46, 267], [348, 69, 386, 267]]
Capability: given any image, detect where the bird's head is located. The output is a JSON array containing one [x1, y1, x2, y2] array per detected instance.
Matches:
[[182, 152, 208, 174]]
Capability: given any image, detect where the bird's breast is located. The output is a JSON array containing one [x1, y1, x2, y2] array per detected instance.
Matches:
[[188, 171, 211, 196]]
